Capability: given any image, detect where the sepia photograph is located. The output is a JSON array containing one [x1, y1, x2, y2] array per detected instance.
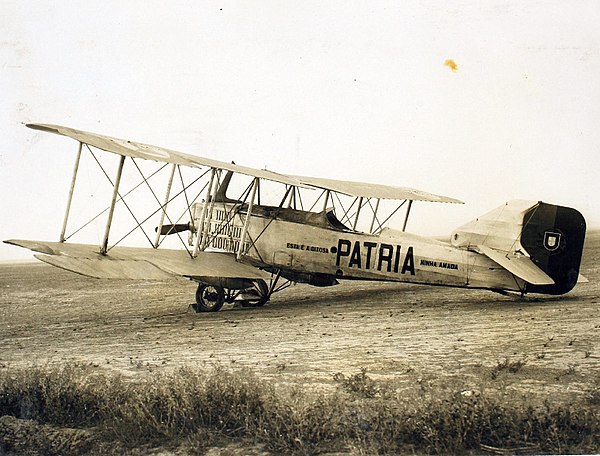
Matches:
[[1, 1, 599, 454]]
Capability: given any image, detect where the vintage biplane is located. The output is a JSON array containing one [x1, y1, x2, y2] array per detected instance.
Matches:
[[5, 124, 587, 312]]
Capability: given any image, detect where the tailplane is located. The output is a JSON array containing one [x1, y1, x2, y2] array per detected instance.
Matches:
[[451, 200, 586, 295]]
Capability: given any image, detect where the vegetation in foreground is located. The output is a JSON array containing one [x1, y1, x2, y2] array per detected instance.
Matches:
[[0, 364, 598, 455]]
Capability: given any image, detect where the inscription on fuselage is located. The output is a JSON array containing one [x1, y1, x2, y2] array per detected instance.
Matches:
[[420, 259, 459, 270], [287, 243, 329, 254], [334, 239, 415, 275]]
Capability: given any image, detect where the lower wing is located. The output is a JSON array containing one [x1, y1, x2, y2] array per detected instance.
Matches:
[[4, 239, 271, 282]]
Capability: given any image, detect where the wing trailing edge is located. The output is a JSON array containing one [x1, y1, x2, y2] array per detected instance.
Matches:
[[34, 254, 174, 280]]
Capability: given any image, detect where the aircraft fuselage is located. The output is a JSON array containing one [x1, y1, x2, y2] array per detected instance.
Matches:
[[195, 203, 523, 292]]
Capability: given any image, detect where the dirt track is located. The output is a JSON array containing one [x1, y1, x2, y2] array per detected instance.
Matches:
[[1, 231, 599, 401]]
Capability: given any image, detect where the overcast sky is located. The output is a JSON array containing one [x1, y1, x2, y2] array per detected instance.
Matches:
[[2, 1, 599, 260]]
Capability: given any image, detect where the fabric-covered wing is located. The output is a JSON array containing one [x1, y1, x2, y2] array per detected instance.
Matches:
[[27, 123, 308, 188], [28, 123, 461, 203], [5, 239, 271, 281], [34, 254, 174, 280], [295, 175, 463, 203]]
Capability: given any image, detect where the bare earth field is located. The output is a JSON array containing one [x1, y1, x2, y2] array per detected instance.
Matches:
[[1, 231, 599, 403]]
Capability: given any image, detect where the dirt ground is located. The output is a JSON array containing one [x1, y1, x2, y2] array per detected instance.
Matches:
[[1, 231, 599, 402]]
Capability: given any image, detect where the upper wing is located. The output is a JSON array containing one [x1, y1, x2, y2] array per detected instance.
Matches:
[[295, 175, 463, 203], [27, 123, 308, 188], [30, 123, 462, 203], [5, 239, 271, 281], [29, 123, 462, 203]]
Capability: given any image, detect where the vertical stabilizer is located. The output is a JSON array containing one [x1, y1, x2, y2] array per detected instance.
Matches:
[[520, 203, 586, 294]]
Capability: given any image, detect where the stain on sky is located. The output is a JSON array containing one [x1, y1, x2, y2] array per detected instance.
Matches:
[[444, 59, 458, 72]]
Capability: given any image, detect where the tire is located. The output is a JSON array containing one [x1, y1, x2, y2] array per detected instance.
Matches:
[[193, 284, 225, 312], [239, 280, 270, 308]]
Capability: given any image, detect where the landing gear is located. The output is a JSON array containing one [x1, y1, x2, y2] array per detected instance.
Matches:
[[191, 273, 290, 312], [193, 284, 225, 312], [192, 280, 268, 312], [238, 280, 270, 308]]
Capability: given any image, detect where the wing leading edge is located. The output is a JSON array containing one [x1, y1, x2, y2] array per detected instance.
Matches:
[[28, 123, 462, 204], [296, 175, 464, 204], [26, 123, 308, 188]]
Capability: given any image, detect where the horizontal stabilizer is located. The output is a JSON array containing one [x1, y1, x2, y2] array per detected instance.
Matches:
[[477, 244, 555, 286]]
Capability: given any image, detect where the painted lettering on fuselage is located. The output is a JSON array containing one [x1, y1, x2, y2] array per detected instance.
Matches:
[[334, 239, 415, 275], [287, 243, 329, 254], [420, 259, 459, 270]]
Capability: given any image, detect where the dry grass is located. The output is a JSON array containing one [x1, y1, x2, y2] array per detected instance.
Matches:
[[490, 357, 528, 379], [0, 364, 598, 455]]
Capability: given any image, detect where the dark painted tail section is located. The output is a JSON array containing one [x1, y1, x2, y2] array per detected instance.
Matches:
[[521, 202, 586, 295]]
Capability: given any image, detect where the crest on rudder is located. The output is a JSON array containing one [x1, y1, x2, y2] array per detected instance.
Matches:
[[543, 231, 562, 252]]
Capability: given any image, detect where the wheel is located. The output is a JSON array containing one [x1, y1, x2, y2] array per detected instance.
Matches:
[[193, 284, 225, 312], [239, 280, 270, 308]]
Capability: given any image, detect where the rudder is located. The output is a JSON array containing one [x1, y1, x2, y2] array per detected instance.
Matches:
[[520, 202, 586, 295]]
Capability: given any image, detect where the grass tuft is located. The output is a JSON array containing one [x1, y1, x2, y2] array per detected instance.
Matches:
[[333, 368, 381, 398], [0, 363, 598, 455], [490, 357, 528, 379]]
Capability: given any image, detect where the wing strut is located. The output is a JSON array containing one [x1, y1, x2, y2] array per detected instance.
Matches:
[[101, 155, 126, 255], [402, 200, 413, 232], [369, 198, 381, 233], [306, 188, 330, 213], [237, 177, 258, 260], [60, 141, 83, 243], [200, 169, 222, 250], [193, 167, 218, 257], [372, 200, 407, 235], [154, 163, 176, 248], [323, 190, 331, 212], [286, 186, 297, 209], [352, 197, 364, 230]]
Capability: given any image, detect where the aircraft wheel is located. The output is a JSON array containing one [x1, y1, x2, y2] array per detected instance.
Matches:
[[239, 280, 270, 308], [193, 284, 225, 312]]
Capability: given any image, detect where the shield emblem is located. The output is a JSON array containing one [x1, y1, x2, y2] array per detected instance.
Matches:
[[543, 231, 561, 252]]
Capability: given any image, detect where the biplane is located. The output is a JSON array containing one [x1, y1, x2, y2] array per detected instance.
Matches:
[[5, 124, 587, 312]]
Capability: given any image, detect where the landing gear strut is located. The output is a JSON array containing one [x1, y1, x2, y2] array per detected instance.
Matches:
[[238, 280, 270, 308]]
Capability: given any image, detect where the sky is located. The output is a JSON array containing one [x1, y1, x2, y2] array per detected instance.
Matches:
[[1, 1, 599, 260]]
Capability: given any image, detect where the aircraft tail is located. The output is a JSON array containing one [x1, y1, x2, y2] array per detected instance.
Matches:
[[451, 200, 586, 295], [520, 202, 586, 294]]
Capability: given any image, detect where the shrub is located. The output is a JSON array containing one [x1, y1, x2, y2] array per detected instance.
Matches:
[[0, 363, 598, 454], [491, 357, 528, 379], [333, 368, 381, 398], [0, 364, 110, 427]]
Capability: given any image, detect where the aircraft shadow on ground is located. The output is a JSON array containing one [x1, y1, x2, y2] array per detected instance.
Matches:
[[212, 284, 584, 314]]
